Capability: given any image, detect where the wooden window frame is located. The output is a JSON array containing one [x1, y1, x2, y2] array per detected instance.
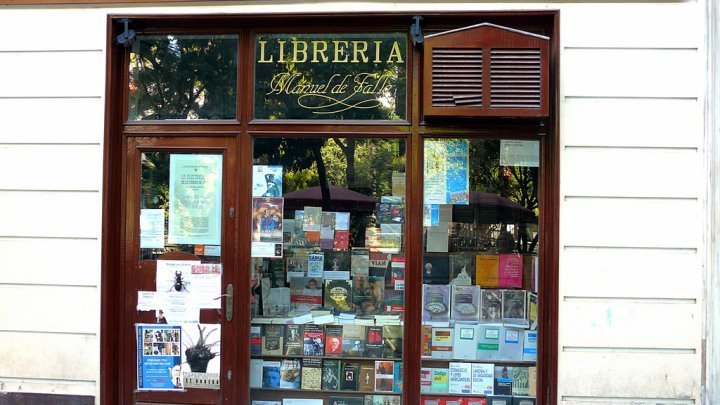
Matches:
[[101, 11, 560, 405]]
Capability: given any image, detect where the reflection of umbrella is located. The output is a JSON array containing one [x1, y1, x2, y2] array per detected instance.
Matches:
[[453, 190, 537, 224], [283, 185, 376, 212]]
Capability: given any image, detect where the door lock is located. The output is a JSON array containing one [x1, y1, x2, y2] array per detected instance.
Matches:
[[225, 284, 234, 321]]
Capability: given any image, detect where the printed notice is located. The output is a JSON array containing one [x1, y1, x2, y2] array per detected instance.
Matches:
[[252, 165, 283, 197], [140, 209, 165, 249], [137, 324, 183, 390], [500, 140, 540, 167], [424, 139, 469, 205]]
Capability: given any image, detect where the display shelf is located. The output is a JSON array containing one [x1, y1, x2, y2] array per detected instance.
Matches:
[[252, 354, 403, 362], [421, 392, 488, 397], [252, 388, 401, 395], [421, 357, 535, 366]]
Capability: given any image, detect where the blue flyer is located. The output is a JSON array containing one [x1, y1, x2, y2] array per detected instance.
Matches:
[[444, 139, 470, 204], [137, 324, 183, 390]]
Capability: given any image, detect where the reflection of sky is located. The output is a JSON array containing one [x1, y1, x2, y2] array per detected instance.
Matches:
[[444, 140, 469, 202]]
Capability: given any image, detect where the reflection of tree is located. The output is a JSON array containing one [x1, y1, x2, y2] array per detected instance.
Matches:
[[129, 36, 237, 120]]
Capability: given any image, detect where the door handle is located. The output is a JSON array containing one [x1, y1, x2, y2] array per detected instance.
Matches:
[[225, 284, 234, 322]]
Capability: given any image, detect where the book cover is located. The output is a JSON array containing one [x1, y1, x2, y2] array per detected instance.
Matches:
[[528, 292, 538, 331], [475, 255, 500, 287], [340, 361, 359, 391], [498, 254, 522, 288], [420, 367, 433, 393], [528, 366, 537, 397], [335, 212, 350, 231], [471, 363, 494, 395], [372, 396, 401, 405], [422, 284, 450, 324], [305, 230, 320, 247], [430, 327, 454, 359], [303, 206, 322, 231], [383, 289, 405, 313], [422, 256, 449, 284], [512, 367, 530, 396], [465, 399, 488, 405], [369, 252, 391, 278], [448, 362, 472, 394], [252, 165, 283, 197], [293, 210, 307, 247], [320, 228, 335, 249], [250, 358, 263, 388], [480, 289, 503, 322], [523, 331, 538, 362], [342, 325, 367, 357], [374, 360, 395, 392], [325, 279, 353, 313], [290, 277, 323, 311], [376, 202, 405, 224], [365, 326, 384, 358], [426, 222, 449, 253], [498, 326, 524, 361], [493, 366, 513, 396], [251, 325, 262, 355], [431, 368, 449, 393], [322, 359, 342, 391], [502, 289, 527, 325], [300, 357, 322, 390], [353, 275, 385, 315], [262, 360, 282, 388], [512, 397, 536, 405], [252, 401, 281, 405], [307, 253, 325, 278], [522, 255, 533, 291], [325, 324, 344, 356], [451, 285, 480, 322], [351, 248, 370, 276], [262, 325, 285, 355], [283, 400, 323, 405], [393, 361, 403, 393], [303, 324, 325, 356], [358, 362, 376, 392], [449, 254, 475, 285], [390, 255, 405, 290], [452, 324, 478, 360], [325, 250, 351, 272], [477, 324, 501, 361], [279, 358, 301, 389], [267, 287, 291, 316], [329, 397, 365, 405], [252, 197, 284, 243], [382, 325, 403, 358], [487, 396, 513, 405], [334, 230, 350, 250], [422, 325, 433, 357], [284, 324, 304, 356]]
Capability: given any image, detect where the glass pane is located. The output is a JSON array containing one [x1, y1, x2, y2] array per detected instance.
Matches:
[[139, 152, 223, 261], [129, 35, 238, 120], [248, 137, 406, 404], [420, 139, 540, 404], [254, 33, 407, 120]]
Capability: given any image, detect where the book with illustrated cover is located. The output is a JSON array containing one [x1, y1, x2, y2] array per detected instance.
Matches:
[[307, 252, 324, 278], [448, 362, 472, 394], [301, 357, 322, 390], [284, 324, 304, 356], [451, 285, 480, 322], [502, 289, 527, 324], [374, 360, 395, 392], [430, 327, 454, 359], [334, 230, 350, 250], [475, 254, 500, 287], [449, 254, 475, 285], [384, 289, 404, 313], [422, 325, 433, 357], [340, 361, 359, 391], [262, 325, 285, 355], [290, 277, 323, 311], [279, 358, 301, 389], [471, 363, 494, 395], [320, 228, 335, 249], [393, 362, 403, 393], [382, 325, 403, 358], [262, 360, 282, 388], [322, 359, 341, 391], [325, 324, 344, 356], [365, 326, 384, 358], [341, 325, 366, 357], [422, 256, 449, 285], [422, 284, 450, 324], [358, 362, 375, 392], [372, 395, 401, 405], [303, 324, 325, 356], [328, 397, 365, 405], [351, 247, 370, 277], [390, 255, 405, 290], [303, 206, 322, 231], [512, 367, 530, 396], [376, 202, 405, 224], [481, 289, 503, 322], [353, 275, 385, 315], [325, 250, 351, 272], [498, 254, 522, 288], [251, 325, 262, 355], [293, 210, 307, 247], [493, 366, 513, 395], [325, 279, 353, 313], [528, 292, 538, 330], [369, 252, 391, 278], [305, 230, 320, 247]]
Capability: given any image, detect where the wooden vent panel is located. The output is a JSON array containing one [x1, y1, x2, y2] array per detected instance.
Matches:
[[432, 48, 483, 107], [490, 48, 541, 109]]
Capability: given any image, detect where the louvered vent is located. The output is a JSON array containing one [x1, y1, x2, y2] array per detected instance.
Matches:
[[431, 48, 483, 107], [490, 48, 542, 109]]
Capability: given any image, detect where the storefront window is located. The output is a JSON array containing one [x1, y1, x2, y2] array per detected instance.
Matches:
[[420, 138, 540, 404], [249, 137, 406, 404]]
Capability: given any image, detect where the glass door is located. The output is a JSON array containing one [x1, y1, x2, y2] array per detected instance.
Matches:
[[123, 136, 237, 404]]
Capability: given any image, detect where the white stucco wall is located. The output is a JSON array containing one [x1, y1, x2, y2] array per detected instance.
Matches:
[[0, 1, 707, 403]]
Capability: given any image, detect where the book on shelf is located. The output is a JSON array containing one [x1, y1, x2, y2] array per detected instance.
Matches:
[[266, 287, 291, 316], [325, 250, 351, 272], [321, 359, 342, 391], [449, 254, 475, 285], [443, 398, 463, 405], [251, 325, 262, 355], [487, 396, 513, 405], [471, 362, 494, 395], [262, 360, 282, 388], [351, 247, 370, 277], [390, 255, 405, 290], [382, 325, 403, 358], [325, 279, 354, 313], [493, 366, 513, 396], [452, 324, 478, 360], [300, 357, 322, 390], [262, 325, 285, 355], [480, 289, 503, 322], [325, 324, 344, 356], [512, 367, 530, 396], [502, 289, 527, 325], [340, 361, 359, 391], [358, 362, 376, 392], [498, 254, 522, 288], [369, 252, 391, 277], [284, 324, 304, 356], [393, 361, 403, 393], [353, 275, 385, 315], [475, 254, 500, 287], [528, 366, 537, 397], [513, 396, 537, 405], [466, 398, 488, 405], [498, 325, 524, 361], [334, 230, 350, 250], [376, 201, 405, 224], [283, 400, 323, 405], [448, 362, 472, 394], [451, 285, 480, 322], [422, 325, 433, 357], [250, 358, 263, 388], [365, 326, 385, 358], [431, 327, 454, 359], [374, 360, 395, 392], [423, 284, 451, 325], [307, 252, 325, 278], [523, 330, 538, 362], [303, 324, 325, 356], [342, 324, 367, 357], [303, 206, 322, 232], [279, 358, 301, 389], [372, 395, 401, 405], [383, 288, 405, 313], [477, 324, 501, 361], [252, 401, 281, 405], [422, 256, 450, 284], [431, 368, 449, 393], [420, 367, 433, 393], [528, 292, 538, 331], [426, 222, 449, 253], [320, 228, 335, 249], [328, 397, 365, 405], [420, 398, 441, 405]]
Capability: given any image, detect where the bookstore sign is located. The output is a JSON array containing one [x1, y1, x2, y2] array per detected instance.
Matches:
[[254, 33, 407, 120]]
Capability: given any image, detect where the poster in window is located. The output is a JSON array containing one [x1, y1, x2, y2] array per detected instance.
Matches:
[[500, 140, 540, 167], [140, 208, 165, 249], [251, 197, 284, 258], [168, 154, 223, 245], [137, 324, 183, 390], [252, 165, 283, 197], [423, 140, 469, 205]]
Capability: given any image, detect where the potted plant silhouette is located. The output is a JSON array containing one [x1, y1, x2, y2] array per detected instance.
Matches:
[[185, 324, 219, 372]]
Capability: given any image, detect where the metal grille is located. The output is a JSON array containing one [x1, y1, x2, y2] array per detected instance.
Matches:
[[431, 48, 483, 107], [490, 48, 542, 109]]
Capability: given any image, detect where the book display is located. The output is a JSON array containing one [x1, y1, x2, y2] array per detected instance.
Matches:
[[250, 139, 405, 404], [421, 139, 540, 404]]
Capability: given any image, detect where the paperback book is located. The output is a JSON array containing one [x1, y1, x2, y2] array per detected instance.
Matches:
[[502, 289, 527, 324], [325, 324, 344, 356], [393, 362, 403, 393], [493, 366, 513, 396], [430, 327, 454, 359], [303, 206, 322, 231], [422, 256, 450, 284], [448, 362, 472, 394], [307, 253, 325, 278], [325, 250, 351, 272], [340, 361, 359, 391], [512, 367, 530, 396], [303, 324, 325, 356], [374, 360, 395, 392], [290, 277, 323, 311], [369, 253, 391, 277], [365, 326, 385, 358], [279, 359, 301, 389], [284, 324, 304, 356], [475, 254, 500, 287], [358, 362, 376, 392], [372, 396, 401, 405], [300, 357, 322, 390], [382, 325, 403, 358], [471, 363, 494, 395], [325, 279, 353, 313], [422, 284, 451, 324], [452, 324, 478, 360], [451, 285, 480, 322], [480, 289, 503, 322], [431, 368, 449, 393], [353, 275, 385, 315], [341, 324, 366, 357], [350, 247, 370, 276], [262, 360, 282, 388], [449, 254, 475, 285], [383, 289, 405, 313], [262, 325, 285, 356], [329, 397, 365, 405], [498, 254, 523, 288], [251, 325, 262, 355], [322, 359, 341, 391]]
